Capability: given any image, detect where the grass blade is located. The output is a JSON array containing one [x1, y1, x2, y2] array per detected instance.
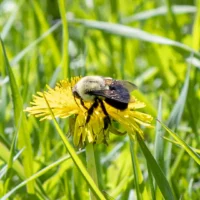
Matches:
[[122, 5, 196, 23], [147, 162, 156, 200], [165, 66, 190, 180], [154, 96, 164, 199], [167, 66, 190, 128], [154, 96, 165, 171], [68, 19, 200, 58], [0, 37, 34, 193], [1, 0, 25, 40], [158, 121, 200, 165], [129, 138, 150, 199], [0, 143, 25, 180], [58, 0, 69, 78], [192, 1, 200, 50], [32, 1, 61, 66], [136, 134, 175, 200]]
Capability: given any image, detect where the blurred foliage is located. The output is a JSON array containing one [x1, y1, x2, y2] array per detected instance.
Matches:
[[0, 0, 200, 199]]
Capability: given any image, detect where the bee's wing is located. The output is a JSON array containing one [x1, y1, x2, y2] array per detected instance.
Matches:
[[116, 80, 137, 92], [104, 78, 137, 92]]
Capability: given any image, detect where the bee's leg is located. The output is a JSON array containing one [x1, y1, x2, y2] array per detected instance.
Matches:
[[80, 99, 88, 110], [99, 100, 111, 130], [86, 98, 99, 124], [73, 95, 88, 111], [103, 117, 110, 130]]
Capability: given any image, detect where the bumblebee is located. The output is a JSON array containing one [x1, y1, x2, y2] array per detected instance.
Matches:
[[72, 76, 137, 129]]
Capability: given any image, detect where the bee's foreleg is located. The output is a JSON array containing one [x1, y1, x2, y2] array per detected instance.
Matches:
[[80, 99, 88, 110]]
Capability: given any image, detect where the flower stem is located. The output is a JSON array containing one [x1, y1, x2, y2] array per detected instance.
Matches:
[[86, 143, 99, 200]]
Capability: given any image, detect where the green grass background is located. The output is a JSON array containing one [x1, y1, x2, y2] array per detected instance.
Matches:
[[0, 0, 200, 199]]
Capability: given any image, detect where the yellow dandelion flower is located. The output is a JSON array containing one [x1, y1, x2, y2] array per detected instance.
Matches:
[[25, 76, 153, 146]]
